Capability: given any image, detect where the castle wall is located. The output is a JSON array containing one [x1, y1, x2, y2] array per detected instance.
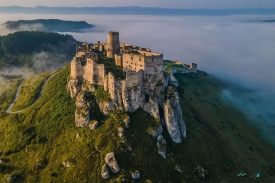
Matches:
[[122, 53, 145, 73], [115, 54, 123, 66], [70, 57, 83, 79], [144, 55, 163, 79], [83, 58, 105, 86]]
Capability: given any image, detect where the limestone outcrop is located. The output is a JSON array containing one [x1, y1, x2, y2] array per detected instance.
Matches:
[[101, 164, 110, 179], [143, 101, 160, 119], [123, 115, 130, 128], [97, 100, 117, 115], [89, 120, 98, 130], [164, 86, 186, 143], [147, 124, 163, 138], [75, 92, 90, 127], [131, 171, 140, 179], [105, 152, 120, 173], [157, 135, 167, 159], [67, 78, 82, 98], [98, 72, 144, 114]]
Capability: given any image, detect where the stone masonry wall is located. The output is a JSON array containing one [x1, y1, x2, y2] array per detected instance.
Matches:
[[123, 53, 145, 73], [83, 58, 105, 86], [70, 57, 83, 79]]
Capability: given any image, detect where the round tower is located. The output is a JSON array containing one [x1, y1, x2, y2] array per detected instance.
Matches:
[[107, 31, 120, 58]]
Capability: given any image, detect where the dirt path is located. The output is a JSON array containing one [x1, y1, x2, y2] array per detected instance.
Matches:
[[6, 71, 60, 114]]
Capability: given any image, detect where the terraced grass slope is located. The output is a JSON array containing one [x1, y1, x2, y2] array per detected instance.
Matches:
[[0, 67, 274, 182]]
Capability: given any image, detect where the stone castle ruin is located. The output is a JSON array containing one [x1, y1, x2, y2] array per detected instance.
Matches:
[[67, 31, 197, 144]]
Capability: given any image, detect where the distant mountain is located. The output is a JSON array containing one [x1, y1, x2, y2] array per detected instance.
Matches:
[[2, 19, 95, 32], [0, 6, 274, 16]]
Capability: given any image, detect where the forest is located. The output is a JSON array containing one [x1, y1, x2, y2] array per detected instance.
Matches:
[[3, 19, 95, 32], [0, 31, 79, 68]]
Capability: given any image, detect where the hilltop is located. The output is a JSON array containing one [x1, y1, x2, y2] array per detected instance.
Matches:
[[0, 67, 274, 182], [2, 19, 95, 33], [0, 31, 274, 182]]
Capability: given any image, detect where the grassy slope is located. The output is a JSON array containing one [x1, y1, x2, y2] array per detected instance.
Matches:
[[0, 67, 274, 182], [11, 72, 54, 111], [163, 61, 186, 73], [0, 78, 22, 117]]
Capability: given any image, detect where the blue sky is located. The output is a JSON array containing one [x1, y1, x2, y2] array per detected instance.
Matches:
[[1, 0, 275, 8]]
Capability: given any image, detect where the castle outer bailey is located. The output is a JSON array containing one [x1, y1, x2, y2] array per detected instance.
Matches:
[[68, 31, 194, 144]]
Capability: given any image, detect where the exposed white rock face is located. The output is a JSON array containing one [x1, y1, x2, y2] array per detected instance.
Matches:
[[123, 115, 130, 128], [169, 73, 178, 87], [0, 158, 6, 164], [105, 152, 120, 173], [89, 120, 98, 130], [99, 72, 144, 114], [76, 133, 80, 139], [197, 166, 206, 178], [147, 125, 163, 138], [67, 78, 82, 98], [131, 170, 140, 179], [164, 86, 186, 143], [157, 135, 167, 159], [143, 102, 160, 119], [118, 127, 124, 137], [101, 164, 110, 179], [75, 92, 90, 127], [6, 174, 17, 183], [63, 161, 73, 168], [174, 165, 183, 173], [97, 100, 117, 115]]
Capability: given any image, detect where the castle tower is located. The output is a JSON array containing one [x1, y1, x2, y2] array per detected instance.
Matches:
[[106, 31, 120, 58], [189, 63, 198, 73]]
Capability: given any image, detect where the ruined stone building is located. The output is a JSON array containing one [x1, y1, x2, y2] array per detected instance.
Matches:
[[68, 31, 189, 144]]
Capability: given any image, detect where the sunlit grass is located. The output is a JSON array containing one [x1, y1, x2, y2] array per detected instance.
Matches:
[[0, 68, 274, 182], [11, 72, 54, 111]]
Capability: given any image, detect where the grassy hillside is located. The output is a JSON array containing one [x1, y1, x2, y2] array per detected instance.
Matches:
[[0, 67, 274, 182], [0, 77, 22, 117], [11, 72, 54, 111]]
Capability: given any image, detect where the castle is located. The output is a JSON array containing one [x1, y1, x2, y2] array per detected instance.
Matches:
[[70, 31, 166, 99], [70, 31, 197, 96], [68, 31, 194, 143]]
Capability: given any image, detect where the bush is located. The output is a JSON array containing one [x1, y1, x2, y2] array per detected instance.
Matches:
[[93, 86, 110, 102]]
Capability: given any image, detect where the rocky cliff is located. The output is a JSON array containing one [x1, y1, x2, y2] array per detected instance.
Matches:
[[164, 86, 187, 143], [75, 91, 90, 127]]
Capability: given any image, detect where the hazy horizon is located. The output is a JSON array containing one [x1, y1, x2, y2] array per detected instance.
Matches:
[[0, 0, 274, 9]]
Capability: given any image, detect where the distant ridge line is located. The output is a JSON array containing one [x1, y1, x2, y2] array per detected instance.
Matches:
[[0, 6, 274, 16]]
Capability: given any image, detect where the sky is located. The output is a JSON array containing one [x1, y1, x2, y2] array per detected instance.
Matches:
[[0, 0, 275, 9]]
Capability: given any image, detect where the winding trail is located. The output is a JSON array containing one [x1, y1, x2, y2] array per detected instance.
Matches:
[[6, 71, 60, 114]]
